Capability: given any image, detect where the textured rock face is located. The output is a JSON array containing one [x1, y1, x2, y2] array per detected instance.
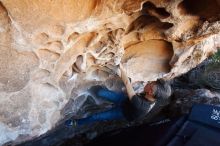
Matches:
[[0, 0, 219, 145]]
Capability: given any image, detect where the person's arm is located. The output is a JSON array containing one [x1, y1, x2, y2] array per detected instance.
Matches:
[[119, 64, 136, 100]]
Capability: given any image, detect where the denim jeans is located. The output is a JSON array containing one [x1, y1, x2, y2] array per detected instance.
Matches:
[[75, 86, 128, 125]]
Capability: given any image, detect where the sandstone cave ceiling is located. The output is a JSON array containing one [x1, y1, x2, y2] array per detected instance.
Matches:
[[0, 0, 220, 145]]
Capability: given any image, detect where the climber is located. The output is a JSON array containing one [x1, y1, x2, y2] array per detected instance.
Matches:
[[65, 64, 172, 127]]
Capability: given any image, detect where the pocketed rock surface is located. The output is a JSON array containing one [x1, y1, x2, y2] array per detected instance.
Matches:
[[0, 0, 220, 145]]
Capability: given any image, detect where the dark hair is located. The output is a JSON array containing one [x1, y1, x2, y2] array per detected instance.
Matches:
[[154, 79, 172, 100]]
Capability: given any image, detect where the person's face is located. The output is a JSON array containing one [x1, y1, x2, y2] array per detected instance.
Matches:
[[144, 82, 156, 96]]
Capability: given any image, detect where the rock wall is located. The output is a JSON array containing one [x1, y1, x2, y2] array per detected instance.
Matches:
[[0, 0, 219, 145]]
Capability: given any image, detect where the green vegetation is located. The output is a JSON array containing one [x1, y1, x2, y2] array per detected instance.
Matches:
[[202, 48, 220, 89], [211, 48, 220, 64]]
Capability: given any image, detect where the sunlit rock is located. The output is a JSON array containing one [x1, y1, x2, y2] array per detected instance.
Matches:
[[0, 0, 220, 145]]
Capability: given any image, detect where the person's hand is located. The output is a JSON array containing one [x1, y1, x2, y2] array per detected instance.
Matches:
[[115, 65, 121, 77], [119, 63, 136, 100], [119, 63, 129, 84]]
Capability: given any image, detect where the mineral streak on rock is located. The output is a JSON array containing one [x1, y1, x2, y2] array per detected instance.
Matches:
[[0, 0, 220, 145]]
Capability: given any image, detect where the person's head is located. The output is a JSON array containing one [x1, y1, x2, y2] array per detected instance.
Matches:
[[144, 81, 157, 97], [144, 79, 172, 100]]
